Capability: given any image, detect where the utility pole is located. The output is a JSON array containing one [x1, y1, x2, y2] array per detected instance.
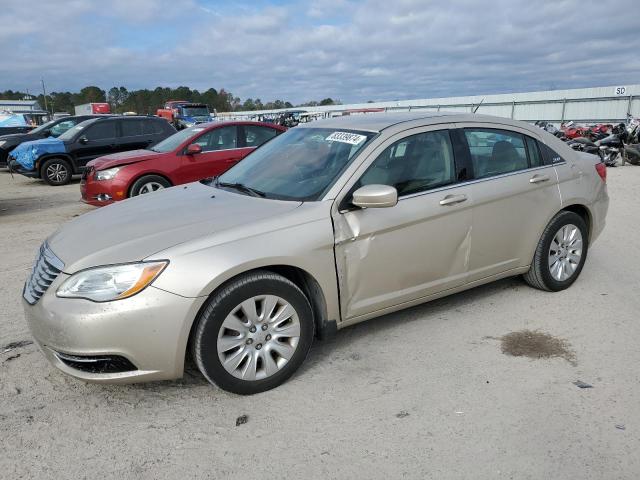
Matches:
[[41, 78, 49, 113]]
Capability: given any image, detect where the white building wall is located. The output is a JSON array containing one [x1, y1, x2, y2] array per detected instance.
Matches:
[[223, 84, 640, 123]]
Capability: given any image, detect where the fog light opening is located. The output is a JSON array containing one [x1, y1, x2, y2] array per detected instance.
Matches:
[[94, 193, 112, 202]]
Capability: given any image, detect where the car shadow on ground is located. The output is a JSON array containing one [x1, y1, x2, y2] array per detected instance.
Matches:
[[299, 276, 523, 375]]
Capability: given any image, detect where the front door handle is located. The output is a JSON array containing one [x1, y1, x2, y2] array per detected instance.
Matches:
[[529, 174, 550, 184], [439, 194, 467, 206]]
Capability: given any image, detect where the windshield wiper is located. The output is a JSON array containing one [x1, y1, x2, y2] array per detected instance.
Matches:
[[216, 180, 266, 197]]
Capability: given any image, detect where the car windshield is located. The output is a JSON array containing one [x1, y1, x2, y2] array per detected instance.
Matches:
[[215, 127, 376, 201], [182, 107, 209, 117], [57, 121, 92, 141], [29, 120, 57, 134], [150, 126, 204, 153]]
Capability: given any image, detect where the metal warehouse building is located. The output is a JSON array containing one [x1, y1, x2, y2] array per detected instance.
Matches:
[[226, 84, 640, 124], [0, 99, 43, 113]]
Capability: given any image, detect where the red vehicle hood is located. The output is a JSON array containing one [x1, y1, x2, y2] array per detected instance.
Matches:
[[88, 149, 167, 170]]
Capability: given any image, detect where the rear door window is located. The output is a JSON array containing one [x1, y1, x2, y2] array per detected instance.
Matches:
[[143, 120, 164, 135], [525, 137, 544, 167], [121, 119, 144, 137], [84, 121, 116, 141], [244, 125, 278, 147], [464, 129, 528, 179]]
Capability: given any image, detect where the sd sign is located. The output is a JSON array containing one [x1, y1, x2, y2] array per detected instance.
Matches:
[[615, 86, 627, 96]]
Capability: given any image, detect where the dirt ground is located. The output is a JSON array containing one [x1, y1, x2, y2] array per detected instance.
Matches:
[[1, 168, 639, 479]]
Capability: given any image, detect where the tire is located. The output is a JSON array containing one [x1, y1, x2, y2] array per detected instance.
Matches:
[[129, 175, 171, 197], [625, 145, 640, 166], [41, 158, 72, 186], [192, 271, 314, 395], [523, 211, 589, 292]]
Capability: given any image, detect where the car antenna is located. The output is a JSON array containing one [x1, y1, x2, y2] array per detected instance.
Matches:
[[472, 98, 484, 114]]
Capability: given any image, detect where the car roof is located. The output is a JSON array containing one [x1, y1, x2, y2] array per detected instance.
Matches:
[[296, 111, 535, 134], [296, 111, 454, 132], [76, 115, 160, 127], [186, 120, 286, 130]]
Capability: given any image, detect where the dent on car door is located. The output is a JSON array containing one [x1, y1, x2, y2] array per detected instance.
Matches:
[[458, 125, 562, 281], [332, 126, 473, 321]]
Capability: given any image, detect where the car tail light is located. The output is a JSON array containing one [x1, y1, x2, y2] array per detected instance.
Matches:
[[595, 162, 606, 182]]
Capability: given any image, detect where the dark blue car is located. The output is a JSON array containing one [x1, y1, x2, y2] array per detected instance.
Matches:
[[9, 116, 175, 185]]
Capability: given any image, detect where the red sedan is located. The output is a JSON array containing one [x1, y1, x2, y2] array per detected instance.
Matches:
[[81, 121, 286, 206]]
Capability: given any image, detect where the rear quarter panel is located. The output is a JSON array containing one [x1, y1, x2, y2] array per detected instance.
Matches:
[[554, 149, 609, 244]]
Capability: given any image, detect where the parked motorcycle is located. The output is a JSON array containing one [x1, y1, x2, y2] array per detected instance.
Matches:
[[624, 143, 640, 165], [595, 132, 625, 166], [567, 137, 604, 161]]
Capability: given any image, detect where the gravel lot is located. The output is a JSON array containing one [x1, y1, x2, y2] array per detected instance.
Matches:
[[1, 168, 639, 479]]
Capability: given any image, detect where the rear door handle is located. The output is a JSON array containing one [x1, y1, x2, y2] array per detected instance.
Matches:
[[439, 194, 467, 206], [529, 174, 550, 184]]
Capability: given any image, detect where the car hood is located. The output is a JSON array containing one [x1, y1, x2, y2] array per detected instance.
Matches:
[[88, 149, 165, 170], [47, 182, 303, 272], [0, 132, 31, 144], [8, 137, 66, 171]]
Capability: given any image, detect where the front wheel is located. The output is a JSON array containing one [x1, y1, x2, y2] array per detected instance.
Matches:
[[129, 175, 171, 197], [41, 158, 72, 186], [523, 211, 589, 292], [192, 271, 314, 394]]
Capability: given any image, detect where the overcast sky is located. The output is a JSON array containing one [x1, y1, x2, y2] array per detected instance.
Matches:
[[1, 0, 638, 103]]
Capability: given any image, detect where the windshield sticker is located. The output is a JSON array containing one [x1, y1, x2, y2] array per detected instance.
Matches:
[[326, 132, 367, 145]]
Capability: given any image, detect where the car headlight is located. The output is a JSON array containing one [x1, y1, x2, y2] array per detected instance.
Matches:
[[183, 121, 195, 127], [95, 167, 121, 181], [0, 140, 6, 147], [57, 261, 168, 302]]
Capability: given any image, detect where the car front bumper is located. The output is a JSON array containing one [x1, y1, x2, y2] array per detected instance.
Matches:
[[24, 279, 206, 384], [80, 170, 128, 206], [7, 159, 39, 177]]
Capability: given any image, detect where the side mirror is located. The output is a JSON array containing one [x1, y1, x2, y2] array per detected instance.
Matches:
[[352, 184, 398, 209], [187, 143, 202, 155], [79, 136, 89, 144]]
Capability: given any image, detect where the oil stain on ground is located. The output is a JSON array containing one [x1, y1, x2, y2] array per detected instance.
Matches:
[[490, 330, 576, 366]]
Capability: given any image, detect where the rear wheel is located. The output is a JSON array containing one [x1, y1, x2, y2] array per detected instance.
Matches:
[[129, 175, 171, 197], [625, 145, 640, 165], [524, 211, 589, 292], [192, 271, 314, 395], [41, 158, 72, 186]]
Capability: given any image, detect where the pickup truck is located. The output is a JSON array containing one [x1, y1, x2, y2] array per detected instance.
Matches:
[[157, 101, 214, 130]]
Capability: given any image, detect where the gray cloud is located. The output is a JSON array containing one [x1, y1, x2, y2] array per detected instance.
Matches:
[[1, 0, 638, 104]]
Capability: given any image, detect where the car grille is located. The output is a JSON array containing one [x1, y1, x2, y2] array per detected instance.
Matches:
[[23, 242, 65, 305]]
